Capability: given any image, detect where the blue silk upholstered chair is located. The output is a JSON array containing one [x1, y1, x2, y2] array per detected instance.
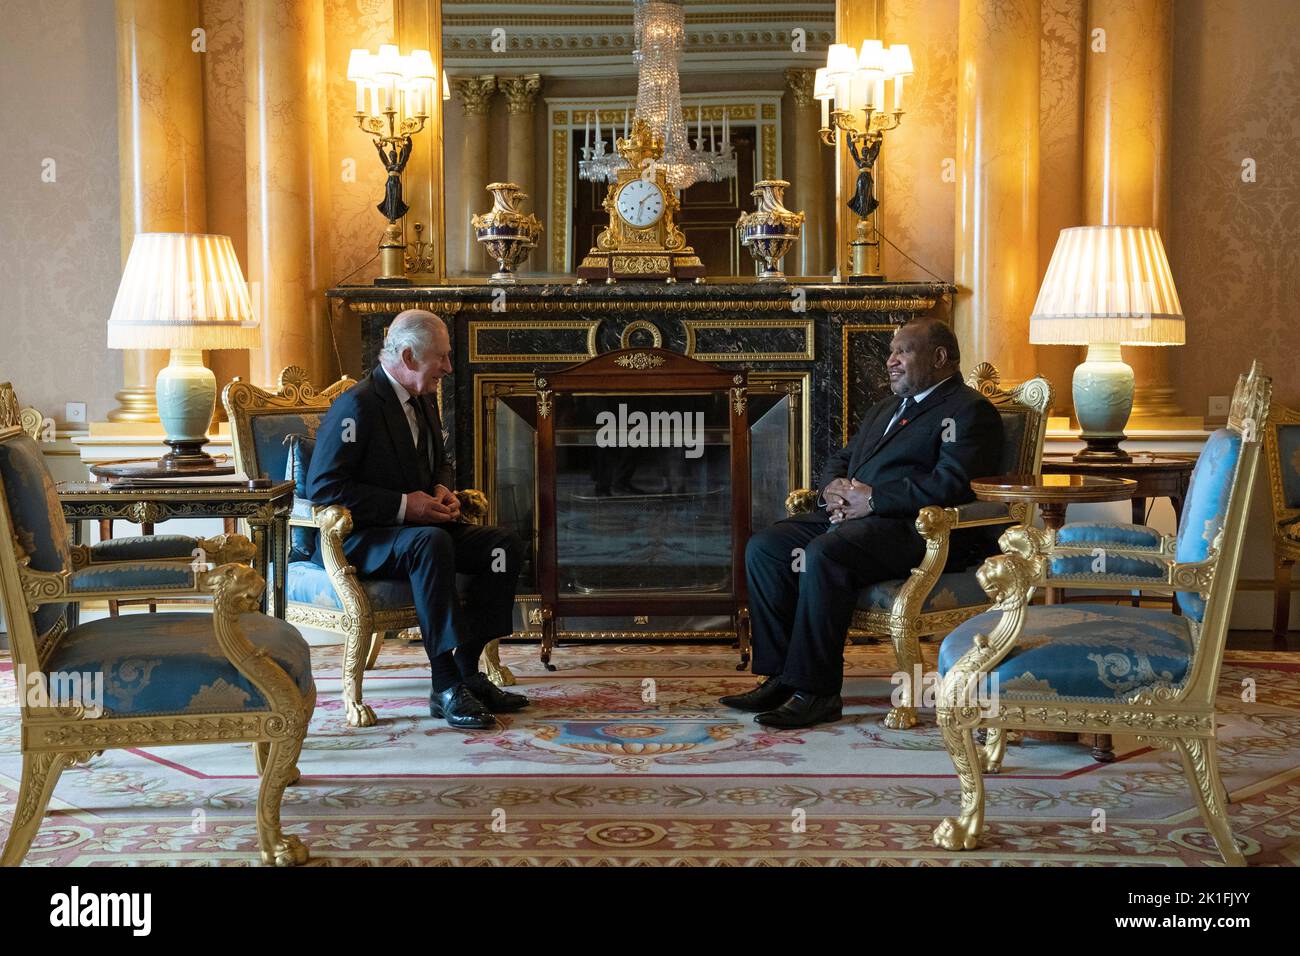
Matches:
[[932, 363, 1271, 866], [0, 383, 314, 866], [223, 367, 505, 729], [785, 363, 1052, 730]]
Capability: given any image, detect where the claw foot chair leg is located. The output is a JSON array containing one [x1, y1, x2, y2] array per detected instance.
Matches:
[[342, 629, 377, 727], [933, 722, 986, 851], [1, 751, 71, 867], [885, 628, 924, 729], [1175, 737, 1246, 866], [257, 737, 310, 867], [483, 638, 516, 686]]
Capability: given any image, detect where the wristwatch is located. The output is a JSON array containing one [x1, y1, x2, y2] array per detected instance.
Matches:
[[866, 494, 875, 513]]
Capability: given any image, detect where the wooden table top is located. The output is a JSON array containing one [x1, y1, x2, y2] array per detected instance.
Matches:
[[971, 473, 1138, 504], [1040, 454, 1196, 476]]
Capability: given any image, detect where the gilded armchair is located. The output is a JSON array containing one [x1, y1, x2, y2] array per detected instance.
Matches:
[[223, 367, 511, 730], [932, 362, 1271, 866], [0, 395, 313, 866], [1263, 400, 1300, 639], [785, 363, 1052, 730]]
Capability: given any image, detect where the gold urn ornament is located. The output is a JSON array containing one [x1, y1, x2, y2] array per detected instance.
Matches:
[[576, 118, 706, 284], [472, 182, 543, 283], [737, 180, 805, 282]]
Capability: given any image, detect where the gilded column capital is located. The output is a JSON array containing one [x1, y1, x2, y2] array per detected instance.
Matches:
[[455, 75, 498, 117], [502, 74, 543, 115], [785, 68, 817, 110]]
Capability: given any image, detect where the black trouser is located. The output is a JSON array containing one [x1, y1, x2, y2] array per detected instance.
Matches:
[[745, 510, 925, 695], [329, 522, 524, 680]]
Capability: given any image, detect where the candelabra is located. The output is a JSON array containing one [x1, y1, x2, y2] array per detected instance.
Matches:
[[816, 40, 913, 283], [347, 44, 441, 285]]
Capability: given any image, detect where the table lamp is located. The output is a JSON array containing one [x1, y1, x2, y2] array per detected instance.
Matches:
[[107, 233, 259, 470], [1030, 225, 1184, 462]]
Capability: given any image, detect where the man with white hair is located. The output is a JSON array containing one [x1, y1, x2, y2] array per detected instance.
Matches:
[[306, 309, 528, 728]]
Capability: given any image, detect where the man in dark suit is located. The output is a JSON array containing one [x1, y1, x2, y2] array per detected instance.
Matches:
[[306, 310, 527, 729], [722, 318, 1004, 728]]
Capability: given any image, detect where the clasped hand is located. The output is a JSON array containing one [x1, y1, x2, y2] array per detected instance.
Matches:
[[823, 478, 873, 524], [406, 485, 462, 524]]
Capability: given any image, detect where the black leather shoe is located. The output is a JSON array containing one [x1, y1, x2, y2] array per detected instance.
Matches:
[[466, 672, 530, 713], [719, 676, 794, 712], [430, 684, 496, 729], [755, 691, 842, 728]]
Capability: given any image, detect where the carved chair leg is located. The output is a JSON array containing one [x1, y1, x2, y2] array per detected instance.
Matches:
[[342, 627, 377, 727], [1174, 736, 1245, 866], [253, 741, 300, 784], [255, 736, 310, 867], [483, 638, 516, 687], [734, 606, 751, 671], [364, 631, 389, 671], [884, 627, 923, 730], [1274, 555, 1294, 641], [933, 720, 986, 851], [1, 751, 71, 867], [539, 608, 557, 672], [980, 727, 1007, 773]]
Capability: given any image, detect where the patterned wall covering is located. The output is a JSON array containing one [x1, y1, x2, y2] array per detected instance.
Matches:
[[0, 0, 122, 423], [1169, 0, 1300, 411]]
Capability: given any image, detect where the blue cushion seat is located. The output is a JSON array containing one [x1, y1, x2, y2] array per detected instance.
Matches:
[[1056, 522, 1163, 550], [43, 611, 313, 717], [938, 604, 1194, 701], [859, 570, 990, 613], [287, 560, 414, 611]]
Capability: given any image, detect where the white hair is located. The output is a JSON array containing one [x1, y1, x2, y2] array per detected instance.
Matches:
[[380, 310, 445, 365]]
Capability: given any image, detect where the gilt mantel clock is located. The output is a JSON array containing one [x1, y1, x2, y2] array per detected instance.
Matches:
[[576, 118, 706, 283]]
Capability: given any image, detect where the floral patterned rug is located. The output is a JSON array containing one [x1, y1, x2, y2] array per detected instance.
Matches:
[[2, 639, 1298, 866]]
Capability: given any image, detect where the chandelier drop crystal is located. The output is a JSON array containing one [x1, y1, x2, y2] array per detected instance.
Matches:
[[579, 0, 736, 189]]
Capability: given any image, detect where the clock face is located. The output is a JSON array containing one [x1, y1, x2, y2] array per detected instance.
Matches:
[[616, 179, 666, 228]]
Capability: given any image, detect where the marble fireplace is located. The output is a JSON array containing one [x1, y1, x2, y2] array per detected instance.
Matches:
[[327, 280, 953, 644]]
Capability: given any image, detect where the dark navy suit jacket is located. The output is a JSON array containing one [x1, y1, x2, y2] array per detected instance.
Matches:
[[305, 365, 454, 529], [818, 374, 1004, 566]]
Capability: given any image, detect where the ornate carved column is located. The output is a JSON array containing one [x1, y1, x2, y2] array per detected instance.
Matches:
[[785, 69, 828, 276], [243, 0, 332, 387], [110, 0, 207, 422], [1084, 0, 1182, 419], [953, 0, 1041, 383], [503, 74, 542, 273], [454, 75, 498, 277]]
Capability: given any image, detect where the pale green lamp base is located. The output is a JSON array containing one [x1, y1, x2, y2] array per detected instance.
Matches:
[[1072, 342, 1134, 462], [155, 348, 217, 469]]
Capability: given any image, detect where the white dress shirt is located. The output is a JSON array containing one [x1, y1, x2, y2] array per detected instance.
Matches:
[[381, 364, 433, 524]]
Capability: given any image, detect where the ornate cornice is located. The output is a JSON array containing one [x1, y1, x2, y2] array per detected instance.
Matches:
[[454, 75, 498, 116], [501, 73, 543, 114]]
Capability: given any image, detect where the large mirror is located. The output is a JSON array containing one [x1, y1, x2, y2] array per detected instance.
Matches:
[[423, 0, 836, 281]]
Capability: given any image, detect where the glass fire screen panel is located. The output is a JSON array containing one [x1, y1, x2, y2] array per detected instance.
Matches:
[[553, 392, 733, 595]]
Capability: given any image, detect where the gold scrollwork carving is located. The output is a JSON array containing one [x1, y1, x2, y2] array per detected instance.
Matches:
[[537, 389, 553, 418], [614, 353, 665, 371], [731, 387, 747, 417]]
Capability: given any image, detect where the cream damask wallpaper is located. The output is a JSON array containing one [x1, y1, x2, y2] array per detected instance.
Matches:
[[0, 0, 1293, 425], [0, 0, 122, 423]]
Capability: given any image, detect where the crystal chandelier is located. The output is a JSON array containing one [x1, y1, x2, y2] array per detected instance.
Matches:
[[579, 0, 736, 189]]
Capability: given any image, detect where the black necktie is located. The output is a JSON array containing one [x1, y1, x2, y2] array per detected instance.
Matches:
[[887, 397, 914, 435], [408, 397, 434, 489]]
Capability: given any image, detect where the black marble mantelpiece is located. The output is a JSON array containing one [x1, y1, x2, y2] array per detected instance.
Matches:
[[326, 279, 955, 493]]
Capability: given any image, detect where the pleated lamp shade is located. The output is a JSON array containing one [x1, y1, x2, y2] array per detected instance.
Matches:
[[1030, 225, 1184, 346], [107, 233, 258, 350]]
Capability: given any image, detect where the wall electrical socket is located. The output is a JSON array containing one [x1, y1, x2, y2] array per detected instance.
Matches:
[[1208, 395, 1230, 418], [64, 402, 87, 425]]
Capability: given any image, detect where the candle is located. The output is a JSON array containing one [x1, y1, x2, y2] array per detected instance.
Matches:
[[722, 106, 729, 148], [595, 109, 602, 152], [708, 119, 715, 152], [585, 113, 591, 154], [354, 81, 365, 113], [873, 76, 885, 113], [893, 75, 904, 112], [623, 107, 629, 138], [820, 97, 829, 129], [696, 107, 702, 149]]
